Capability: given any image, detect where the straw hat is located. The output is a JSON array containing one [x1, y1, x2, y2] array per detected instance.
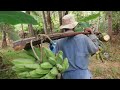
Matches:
[[60, 14, 78, 29]]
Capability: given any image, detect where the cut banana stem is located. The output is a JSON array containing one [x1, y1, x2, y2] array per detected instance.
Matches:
[[103, 35, 110, 41], [57, 73, 61, 79], [99, 33, 110, 42]]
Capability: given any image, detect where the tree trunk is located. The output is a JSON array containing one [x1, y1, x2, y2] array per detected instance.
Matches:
[[42, 11, 47, 34], [58, 11, 62, 26], [63, 11, 68, 16], [26, 11, 35, 37], [62, 11, 65, 16], [47, 11, 53, 33], [65, 11, 68, 15], [1, 25, 7, 48], [21, 24, 25, 38], [107, 11, 112, 39]]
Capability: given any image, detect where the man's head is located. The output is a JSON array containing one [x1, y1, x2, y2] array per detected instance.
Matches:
[[60, 14, 78, 32]]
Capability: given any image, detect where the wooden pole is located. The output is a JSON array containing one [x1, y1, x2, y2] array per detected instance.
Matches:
[[13, 32, 101, 50]]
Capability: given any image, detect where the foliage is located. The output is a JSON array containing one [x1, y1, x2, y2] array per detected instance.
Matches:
[[0, 11, 38, 25], [75, 22, 91, 32], [79, 13, 100, 22], [0, 32, 2, 40], [0, 52, 17, 79], [112, 11, 120, 31], [74, 12, 100, 32], [0, 23, 20, 41]]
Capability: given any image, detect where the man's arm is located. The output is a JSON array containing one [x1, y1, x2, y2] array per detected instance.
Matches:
[[85, 35, 99, 55]]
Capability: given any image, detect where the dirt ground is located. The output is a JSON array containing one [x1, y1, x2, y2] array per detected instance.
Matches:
[[89, 40, 120, 79]]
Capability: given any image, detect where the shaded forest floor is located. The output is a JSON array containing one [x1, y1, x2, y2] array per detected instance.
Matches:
[[89, 40, 120, 79], [0, 39, 120, 79]]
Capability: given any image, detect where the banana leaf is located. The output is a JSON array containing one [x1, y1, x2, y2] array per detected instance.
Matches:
[[0, 11, 38, 25]]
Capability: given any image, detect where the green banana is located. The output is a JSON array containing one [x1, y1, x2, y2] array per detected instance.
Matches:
[[61, 58, 69, 73], [99, 52, 104, 62], [18, 50, 36, 60], [18, 72, 30, 78], [29, 70, 44, 78], [24, 64, 40, 69], [96, 51, 100, 60], [56, 64, 64, 72], [12, 65, 32, 73], [25, 47, 41, 60], [43, 47, 55, 58], [40, 73, 56, 79], [50, 67, 59, 76], [11, 47, 70, 79], [96, 54, 100, 60], [56, 51, 63, 64], [35, 68, 50, 74], [11, 58, 35, 65], [40, 62, 53, 69], [42, 49, 48, 62], [48, 57, 57, 66]]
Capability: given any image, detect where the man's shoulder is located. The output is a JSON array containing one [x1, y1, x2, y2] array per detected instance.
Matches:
[[75, 34, 88, 39], [56, 38, 65, 43]]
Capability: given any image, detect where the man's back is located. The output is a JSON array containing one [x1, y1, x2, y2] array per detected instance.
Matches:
[[55, 34, 98, 72]]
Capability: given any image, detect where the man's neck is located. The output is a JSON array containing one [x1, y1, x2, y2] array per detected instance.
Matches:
[[65, 30, 74, 33]]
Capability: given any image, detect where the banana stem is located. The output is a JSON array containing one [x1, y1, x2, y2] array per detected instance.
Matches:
[[40, 36, 43, 63], [38, 34, 53, 43], [30, 40, 40, 61], [57, 73, 61, 79]]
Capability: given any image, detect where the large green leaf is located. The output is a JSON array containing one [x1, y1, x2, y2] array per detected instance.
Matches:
[[75, 22, 92, 32], [0, 11, 38, 25], [80, 13, 100, 22], [79, 22, 91, 28]]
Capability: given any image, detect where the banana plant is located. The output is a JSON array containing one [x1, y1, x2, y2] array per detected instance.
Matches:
[[0, 11, 38, 48], [79, 12, 100, 22], [75, 12, 100, 32], [0, 11, 38, 25]]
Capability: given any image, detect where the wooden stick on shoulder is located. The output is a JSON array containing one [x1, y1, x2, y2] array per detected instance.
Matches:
[[13, 32, 100, 50]]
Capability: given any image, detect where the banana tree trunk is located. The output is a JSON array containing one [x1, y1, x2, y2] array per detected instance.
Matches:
[[107, 11, 112, 39], [2, 30, 7, 48], [47, 11, 53, 33], [65, 11, 68, 15], [58, 11, 62, 26], [26, 11, 35, 37], [63, 11, 68, 16], [21, 24, 25, 38], [42, 11, 47, 34]]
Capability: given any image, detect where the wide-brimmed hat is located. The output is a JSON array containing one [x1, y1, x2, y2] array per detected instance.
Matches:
[[60, 14, 78, 29]]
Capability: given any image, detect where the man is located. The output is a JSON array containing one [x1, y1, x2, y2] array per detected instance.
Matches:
[[55, 14, 98, 79]]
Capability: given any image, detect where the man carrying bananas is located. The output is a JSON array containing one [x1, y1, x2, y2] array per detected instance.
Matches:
[[54, 14, 99, 79]]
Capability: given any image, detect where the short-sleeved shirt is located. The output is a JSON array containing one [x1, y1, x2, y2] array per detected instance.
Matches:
[[55, 34, 98, 72]]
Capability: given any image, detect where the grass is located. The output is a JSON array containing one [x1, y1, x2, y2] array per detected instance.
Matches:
[[0, 49, 18, 79], [0, 68, 17, 79]]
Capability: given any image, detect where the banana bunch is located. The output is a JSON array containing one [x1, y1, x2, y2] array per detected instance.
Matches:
[[95, 46, 104, 62], [95, 39, 110, 62], [11, 47, 69, 79]]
